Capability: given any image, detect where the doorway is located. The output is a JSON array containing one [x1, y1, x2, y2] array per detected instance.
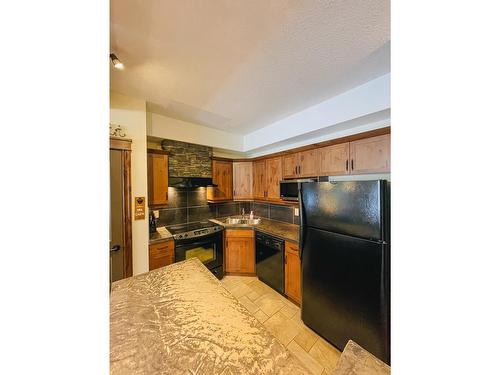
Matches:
[[110, 137, 133, 283]]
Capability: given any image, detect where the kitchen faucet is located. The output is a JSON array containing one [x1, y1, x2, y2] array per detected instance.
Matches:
[[241, 208, 245, 216]]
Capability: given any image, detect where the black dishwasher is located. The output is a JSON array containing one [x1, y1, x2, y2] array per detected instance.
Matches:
[[255, 231, 284, 294]]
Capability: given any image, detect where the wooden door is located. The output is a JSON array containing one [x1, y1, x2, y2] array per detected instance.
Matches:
[[212, 160, 233, 200], [282, 153, 299, 179], [148, 151, 169, 206], [252, 160, 266, 200], [225, 230, 255, 274], [233, 162, 253, 200], [350, 134, 390, 174], [319, 143, 350, 176], [284, 241, 301, 304], [110, 137, 133, 282], [149, 240, 174, 271], [266, 157, 282, 200], [298, 149, 319, 177]]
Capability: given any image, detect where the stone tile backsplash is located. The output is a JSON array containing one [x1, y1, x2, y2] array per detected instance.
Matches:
[[155, 187, 299, 227]]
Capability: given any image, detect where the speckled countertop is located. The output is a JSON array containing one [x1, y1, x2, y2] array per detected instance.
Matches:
[[148, 229, 173, 244], [332, 340, 390, 375], [149, 217, 299, 244], [211, 217, 299, 243]]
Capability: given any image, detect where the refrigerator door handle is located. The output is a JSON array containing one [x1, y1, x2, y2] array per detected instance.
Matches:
[[298, 185, 305, 259]]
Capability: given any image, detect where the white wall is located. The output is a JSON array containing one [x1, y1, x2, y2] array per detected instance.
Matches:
[[110, 91, 149, 275], [147, 112, 244, 151], [244, 74, 390, 152]]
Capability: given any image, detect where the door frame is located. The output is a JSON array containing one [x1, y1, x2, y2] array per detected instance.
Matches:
[[110, 136, 133, 278]]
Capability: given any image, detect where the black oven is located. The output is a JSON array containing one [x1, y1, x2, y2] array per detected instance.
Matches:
[[174, 231, 224, 279]]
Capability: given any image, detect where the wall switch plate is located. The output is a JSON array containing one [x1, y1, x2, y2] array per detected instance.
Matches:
[[294, 208, 299, 216]]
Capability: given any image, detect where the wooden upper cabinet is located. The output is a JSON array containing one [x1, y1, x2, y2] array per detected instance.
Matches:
[[252, 160, 266, 200], [233, 162, 253, 200], [285, 241, 301, 305], [298, 149, 319, 177], [282, 154, 299, 179], [225, 229, 255, 274], [148, 150, 169, 207], [266, 157, 282, 200], [211, 160, 233, 201], [350, 134, 390, 174], [319, 142, 350, 176]]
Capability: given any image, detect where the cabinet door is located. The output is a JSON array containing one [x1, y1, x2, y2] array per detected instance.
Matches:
[[284, 241, 301, 304], [282, 153, 299, 179], [149, 240, 174, 271], [252, 160, 266, 200], [298, 149, 319, 177], [148, 153, 169, 206], [266, 157, 283, 200], [350, 134, 390, 174], [319, 143, 350, 176], [233, 162, 253, 200], [225, 230, 255, 274], [212, 160, 233, 200]]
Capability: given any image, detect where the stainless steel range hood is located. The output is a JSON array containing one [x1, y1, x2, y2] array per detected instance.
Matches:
[[168, 177, 217, 188]]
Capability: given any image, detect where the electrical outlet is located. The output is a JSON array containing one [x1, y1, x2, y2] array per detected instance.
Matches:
[[153, 210, 160, 219], [294, 208, 299, 216]]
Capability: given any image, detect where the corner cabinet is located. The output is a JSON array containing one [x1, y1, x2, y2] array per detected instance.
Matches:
[[147, 149, 169, 207], [233, 162, 253, 200], [284, 241, 301, 305], [252, 160, 267, 200], [225, 229, 255, 275], [208, 159, 233, 201]]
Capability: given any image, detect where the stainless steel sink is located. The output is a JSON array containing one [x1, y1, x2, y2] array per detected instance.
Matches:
[[223, 217, 261, 225]]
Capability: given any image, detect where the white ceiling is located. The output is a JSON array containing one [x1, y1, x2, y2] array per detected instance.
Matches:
[[110, 0, 390, 135]]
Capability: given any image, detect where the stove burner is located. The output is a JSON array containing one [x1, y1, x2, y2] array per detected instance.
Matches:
[[168, 221, 223, 240]]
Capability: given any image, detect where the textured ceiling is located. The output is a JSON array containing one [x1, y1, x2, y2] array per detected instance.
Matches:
[[110, 0, 390, 135]]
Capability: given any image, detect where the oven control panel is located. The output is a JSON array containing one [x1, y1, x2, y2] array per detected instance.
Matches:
[[173, 225, 223, 240]]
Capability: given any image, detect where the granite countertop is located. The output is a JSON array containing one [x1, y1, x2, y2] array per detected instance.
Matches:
[[332, 340, 390, 375], [149, 217, 299, 244], [211, 217, 299, 243], [148, 228, 173, 244], [110, 258, 312, 374]]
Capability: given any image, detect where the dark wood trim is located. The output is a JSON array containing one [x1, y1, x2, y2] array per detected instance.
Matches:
[[110, 137, 132, 150], [147, 148, 170, 155], [122, 149, 133, 278], [211, 156, 234, 162]]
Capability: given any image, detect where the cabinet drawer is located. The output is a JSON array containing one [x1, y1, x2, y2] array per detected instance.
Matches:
[[149, 241, 174, 260], [225, 229, 255, 238]]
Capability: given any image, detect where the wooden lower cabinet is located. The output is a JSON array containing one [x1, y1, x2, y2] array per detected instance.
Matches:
[[149, 240, 174, 271], [284, 241, 301, 305], [225, 229, 255, 275]]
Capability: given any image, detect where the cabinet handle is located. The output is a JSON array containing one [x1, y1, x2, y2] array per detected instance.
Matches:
[[345, 160, 348, 171], [351, 159, 354, 170]]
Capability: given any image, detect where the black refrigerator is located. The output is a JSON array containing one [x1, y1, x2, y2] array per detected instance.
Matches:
[[299, 180, 390, 364]]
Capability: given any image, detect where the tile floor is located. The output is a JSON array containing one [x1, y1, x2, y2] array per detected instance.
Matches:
[[221, 275, 342, 375]]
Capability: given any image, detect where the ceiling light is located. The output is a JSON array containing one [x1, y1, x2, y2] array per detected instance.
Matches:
[[110, 53, 124, 69]]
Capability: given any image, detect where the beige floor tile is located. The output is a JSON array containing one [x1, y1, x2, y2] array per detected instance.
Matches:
[[287, 340, 324, 375], [309, 337, 341, 374], [280, 302, 300, 319], [245, 290, 262, 301], [230, 283, 253, 298], [254, 292, 285, 316], [293, 323, 319, 352], [240, 276, 258, 284], [252, 309, 269, 323], [263, 311, 301, 346], [237, 295, 259, 314]]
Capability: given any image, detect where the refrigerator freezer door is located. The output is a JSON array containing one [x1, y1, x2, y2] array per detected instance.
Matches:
[[301, 180, 385, 241], [301, 227, 390, 364]]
